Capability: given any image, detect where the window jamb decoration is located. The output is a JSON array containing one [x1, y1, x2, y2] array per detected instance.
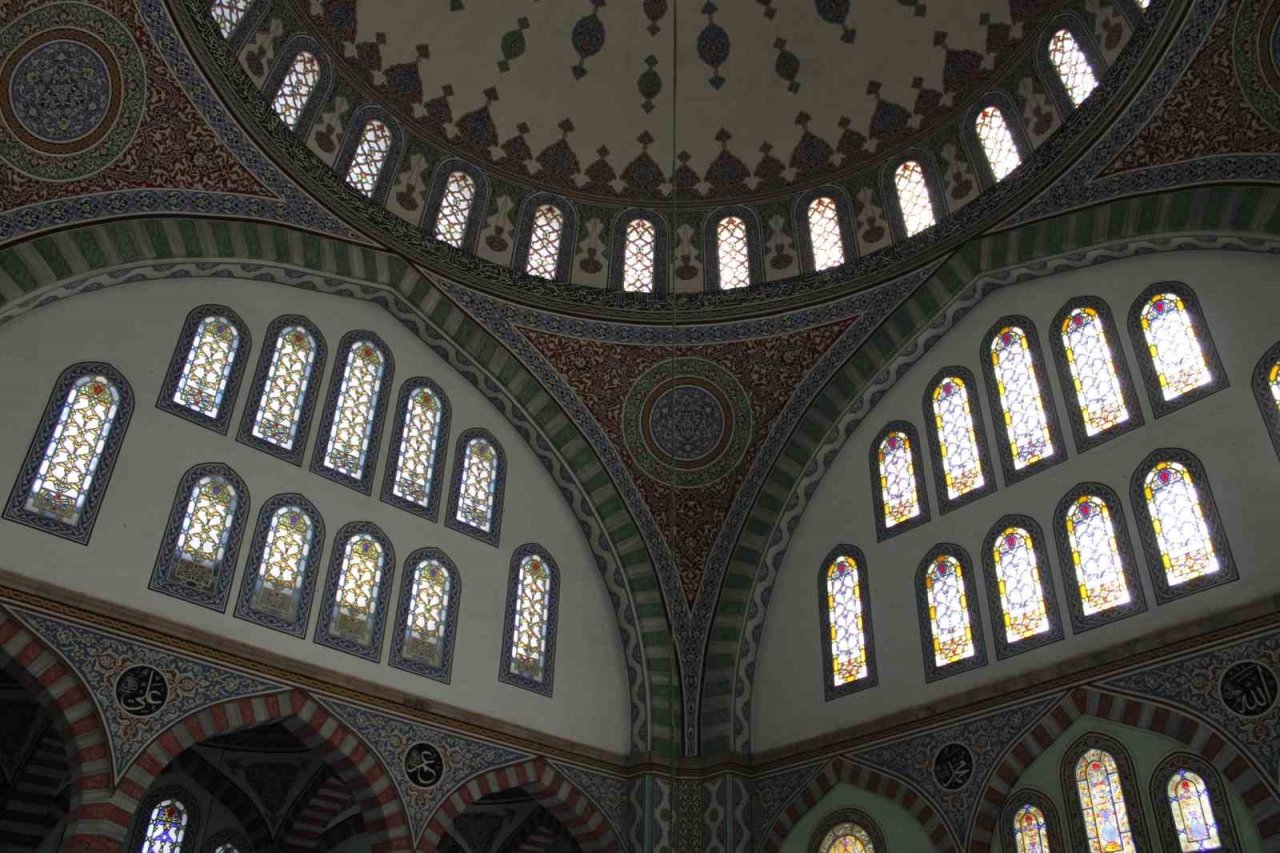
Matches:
[[131, 786, 199, 853], [380, 378, 451, 522], [965, 94, 1033, 188], [513, 193, 577, 283], [1037, 16, 1106, 116], [882, 152, 947, 242], [818, 545, 878, 701], [333, 106, 404, 205], [423, 159, 488, 252], [1060, 733, 1151, 852], [4, 362, 134, 545], [234, 493, 325, 637], [236, 315, 327, 467], [793, 187, 857, 275], [869, 420, 931, 541], [609, 209, 670, 295], [499, 544, 560, 697], [1049, 296, 1144, 453], [310, 330, 394, 495], [262, 37, 331, 137], [1000, 789, 1065, 853], [1051, 482, 1146, 634], [980, 515, 1064, 660], [1129, 448, 1236, 605], [1150, 752, 1238, 852], [922, 366, 997, 514], [150, 463, 250, 612], [390, 547, 461, 683], [806, 807, 887, 853], [702, 206, 764, 292], [314, 521, 395, 661], [914, 544, 988, 682], [1127, 282, 1228, 418], [1254, 341, 1280, 461], [980, 315, 1066, 485], [156, 305, 251, 435], [445, 428, 506, 547]]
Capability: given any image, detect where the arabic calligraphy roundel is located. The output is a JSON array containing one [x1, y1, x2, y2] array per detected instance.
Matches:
[[1219, 660, 1279, 718], [114, 665, 169, 717], [404, 742, 445, 788], [932, 742, 974, 790]]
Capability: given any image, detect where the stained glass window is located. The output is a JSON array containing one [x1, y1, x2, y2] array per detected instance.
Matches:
[[1061, 307, 1129, 436], [142, 798, 188, 853], [1075, 749, 1136, 853], [931, 376, 986, 500], [1139, 293, 1212, 401], [433, 171, 476, 248], [990, 325, 1055, 471], [391, 386, 443, 509], [1014, 803, 1052, 853], [877, 430, 921, 528], [329, 534, 385, 645], [172, 316, 239, 418], [622, 217, 657, 293], [808, 196, 845, 270], [322, 340, 386, 479], [526, 204, 564, 279], [1270, 360, 1280, 410], [455, 437, 499, 532], [172, 476, 237, 586], [976, 106, 1021, 181], [992, 526, 1051, 642], [925, 555, 976, 666], [1143, 461, 1218, 586], [210, 0, 251, 37], [510, 554, 553, 682], [1167, 769, 1222, 851], [251, 325, 317, 451], [1049, 29, 1098, 107], [1064, 495, 1130, 614], [270, 51, 320, 130], [826, 555, 869, 686], [344, 120, 392, 197], [716, 216, 751, 289], [819, 824, 876, 853], [402, 557, 452, 666], [250, 506, 314, 621], [214, 846, 240, 853], [894, 160, 936, 236], [25, 375, 120, 525]]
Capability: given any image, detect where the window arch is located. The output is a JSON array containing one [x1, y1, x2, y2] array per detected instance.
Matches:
[[140, 796, 190, 852], [204, 830, 250, 853], [390, 548, 461, 683], [210, 0, 253, 37], [342, 119, 393, 198], [974, 104, 1022, 182], [311, 331, 393, 494], [923, 367, 995, 514], [499, 545, 560, 696], [1050, 297, 1143, 452], [981, 317, 1063, 483], [1151, 753, 1238, 852], [1253, 340, 1280, 461], [445, 428, 506, 546], [981, 516, 1063, 659], [808, 807, 887, 853], [1052, 482, 1145, 633], [1128, 282, 1227, 418], [4, 362, 134, 544], [432, 169, 479, 248], [915, 545, 986, 681], [703, 207, 763, 291], [514, 195, 575, 282], [716, 215, 752, 289], [381, 378, 450, 521], [869, 421, 929, 540], [1061, 735, 1149, 851], [1131, 449, 1236, 603], [269, 49, 322, 131], [150, 463, 250, 611], [158, 305, 250, 434], [891, 158, 939, 237], [1046, 26, 1099, 108], [315, 522, 394, 660], [610, 211, 669, 294], [1001, 790, 1064, 853], [818, 547, 878, 700], [234, 494, 324, 637], [236, 315, 326, 466], [806, 196, 846, 270]]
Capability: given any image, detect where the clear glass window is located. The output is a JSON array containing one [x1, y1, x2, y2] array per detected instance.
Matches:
[[622, 217, 657, 293], [270, 51, 321, 130], [344, 120, 392, 197], [210, 0, 251, 37], [433, 171, 477, 248], [807, 196, 845, 270], [893, 160, 936, 236], [716, 216, 752, 289], [976, 106, 1021, 181], [1049, 29, 1098, 107], [525, 204, 565, 280]]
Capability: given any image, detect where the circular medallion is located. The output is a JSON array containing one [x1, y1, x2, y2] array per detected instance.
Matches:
[[404, 742, 444, 788], [1219, 660, 1279, 718], [114, 665, 168, 717], [0, 4, 145, 180], [932, 742, 973, 790], [622, 358, 752, 487]]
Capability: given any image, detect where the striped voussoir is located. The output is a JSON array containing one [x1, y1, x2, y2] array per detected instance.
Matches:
[[280, 765, 355, 850], [759, 757, 959, 853], [0, 719, 70, 851], [0, 607, 123, 851], [967, 686, 1280, 851], [420, 758, 619, 851], [113, 689, 412, 850]]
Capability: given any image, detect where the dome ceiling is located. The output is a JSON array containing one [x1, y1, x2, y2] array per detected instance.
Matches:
[[303, 0, 1061, 202]]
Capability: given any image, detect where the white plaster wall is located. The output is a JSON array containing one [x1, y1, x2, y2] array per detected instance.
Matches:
[[0, 277, 631, 755], [753, 250, 1280, 752]]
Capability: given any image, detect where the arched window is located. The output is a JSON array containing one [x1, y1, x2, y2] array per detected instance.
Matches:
[[235, 495, 324, 636], [1074, 748, 1136, 852], [1048, 29, 1097, 107], [716, 215, 752, 289], [210, 0, 251, 37], [925, 369, 994, 512], [500, 547, 560, 695], [1135, 290, 1215, 404], [158, 306, 249, 433], [915, 546, 986, 680], [819, 824, 876, 852], [1013, 803, 1052, 852], [344, 120, 392, 197], [621, 217, 657, 293], [151, 465, 248, 610], [446, 430, 506, 546], [240, 318, 324, 463], [270, 51, 321, 130], [975, 105, 1022, 182], [316, 523, 394, 660], [383, 379, 450, 520], [1165, 770, 1221, 851], [1063, 493, 1131, 616], [893, 160, 937, 236], [1053, 299, 1142, 451], [984, 320, 1060, 481], [871, 422, 928, 539], [820, 549, 876, 698], [5, 364, 133, 544], [391, 549, 460, 682], [142, 798, 189, 852], [433, 170, 477, 248], [807, 196, 846, 270], [811, 811, 886, 853], [1254, 342, 1280, 461], [526, 204, 565, 280], [983, 518, 1062, 658], [313, 333, 392, 493]]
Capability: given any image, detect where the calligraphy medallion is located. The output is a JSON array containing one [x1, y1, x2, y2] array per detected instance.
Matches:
[[404, 742, 445, 788], [1219, 660, 1279, 718], [114, 664, 169, 717], [932, 742, 974, 790]]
